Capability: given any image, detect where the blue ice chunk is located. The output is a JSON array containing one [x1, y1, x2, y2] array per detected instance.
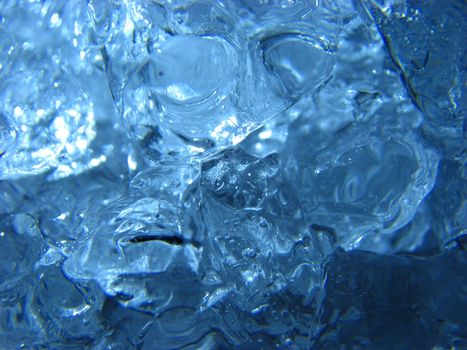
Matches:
[[0, 46, 96, 179], [0, 214, 42, 295], [0, 295, 44, 349], [363, 0, 466, 155], [0, 0, 117, 180], [63, 196, 203, 313], [31, 266, 104, 346], [362, 0, 467, 248], [189, 147, 330, 313], [0, 214, 44, 347], [95, 296, 153, 349], [320, 247, 467, 349], [98, 0, 348, 161], [0, 0, 465, 349], [130, 159, 199, 203], [428, 158, 467, 247], [284, 121, 439, 251]]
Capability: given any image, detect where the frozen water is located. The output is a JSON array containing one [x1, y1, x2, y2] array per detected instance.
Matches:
[[0, 214, 42, 295], [0, 1, 121, 180], [110, 0, 347, 162], [320, 248, 467, 349], [0, 48, 96, 179], [285, 121, 439, 250], [364, 1, 465, 144], [188, 148, 327, 312], [0, 0, 466, 349]]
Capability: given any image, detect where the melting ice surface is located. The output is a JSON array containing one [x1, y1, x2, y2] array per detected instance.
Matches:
[[0, 0, 466, 349]]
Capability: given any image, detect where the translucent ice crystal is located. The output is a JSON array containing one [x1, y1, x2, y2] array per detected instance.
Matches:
[[0, 0, 466, 349], [0, 0, 113, 180], [98, 0, 347, 162], [190, 148, 327, 310], [286, 121, 439, 250], [64, 196, 203, 312], [0, 42, 96, 179]]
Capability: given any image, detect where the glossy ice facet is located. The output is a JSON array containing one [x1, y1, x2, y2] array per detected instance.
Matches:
[[0, 0, 465, 349]]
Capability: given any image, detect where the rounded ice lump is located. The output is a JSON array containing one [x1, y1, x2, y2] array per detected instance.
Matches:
[[286, 122, 439, 250], [103, 0, 345, 161]]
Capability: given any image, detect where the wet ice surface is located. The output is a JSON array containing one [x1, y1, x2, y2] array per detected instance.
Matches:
[[0, 0, 466, 349]]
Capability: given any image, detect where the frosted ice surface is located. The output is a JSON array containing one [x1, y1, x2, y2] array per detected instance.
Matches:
[[0, 0, 466, 349], [0, 42, 96, 179], [0, 1, 118, 180]]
